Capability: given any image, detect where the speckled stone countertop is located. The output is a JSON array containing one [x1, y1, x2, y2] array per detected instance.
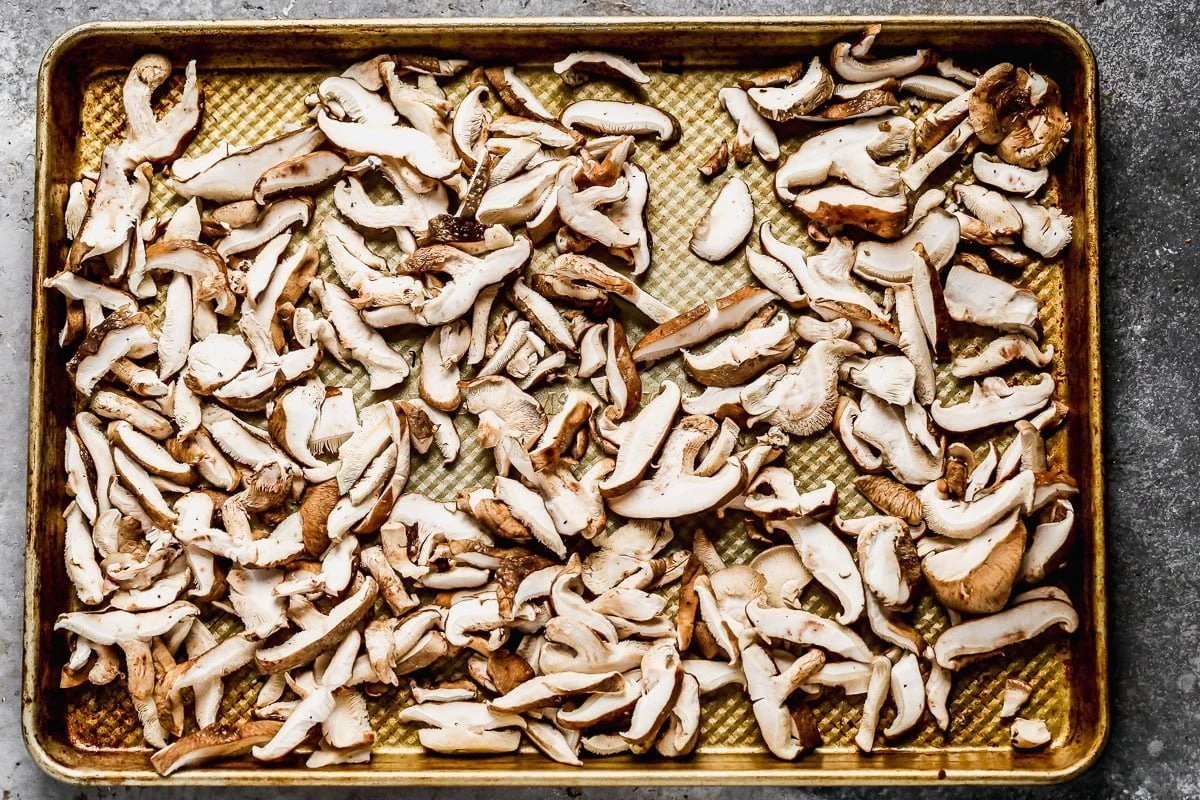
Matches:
[[1, 2, 1195, 798]]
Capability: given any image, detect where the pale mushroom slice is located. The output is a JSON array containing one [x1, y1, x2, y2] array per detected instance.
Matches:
[[841, 355, 917, 406], [831, 26, 934, 82], [767, 518, 865, 625], [792, 184, 908, 239], [953, 183, 1022, 245], [741, 644, 825, 760], [451, 83, 493, 170], [68, 309, 157, 396], [399, 700, 525, 754], [899, 74, 968, 101], [689, 177, 755, 263], [854, 208, 959, 286], [142, 239, 236, 315], [856, 516, 921, 611], [255, 575, 378, 674], [151, 720, 283, 776], [332, 175, 426, 233], [316, 111, 461, 179], [972, 152, 1048, 196], [64, 427, 98, 523], [170, 125, 325, 203], [309, 279, 409, 391], [556, 175, 638, 249], [1020, 499, 1075, 584], [541, 254, 677, 326], [922, 511, 1027, 614], [620, 642, 684, 752], [901, 117, 976, 192], [1011, 717, 1052, 749], [853, 393, 944, 485], [597, 380, 681, 497], [746, 57, 833, 122], [882, 651, 926, 740], [462, 375, 547, 477], [775, 115, 914, 200], [933, 596, 1079, 670], [920, 469, 1035, 539], [482, 66, 555, 121], [718, 87, 780, 163], [553, 51, 650, 87], [854, 655, 892, 753], [182, 333, 253, 395], [606, 416, 746, 520], [67, 149, 151, 269], [603, 318, 641, 421], [394, 237, 533, 326], [987, 679, 1033, 725], [561, 100, 680, 145], [834, 397, 884, 473], [91, 390, 172, 440], [632, 286, 774, 363], [683, 312, 795, 389], [745, 247, 805, 307], [119, 56, 203, 166], [951, 335, 1054, 378], [930, 374, 1055, 433], [317, 74, 398, 126], [489, 671, 624, 713], [530, 390, 597, 471], [1010, 197, 1074, 258], [109, 420, 194, 485], [748, 545, 812, 606], [64, 502, 108, 605], [489, 115, 581, 149], [760, 226, 885, 318], [740, 338, 864, 437]]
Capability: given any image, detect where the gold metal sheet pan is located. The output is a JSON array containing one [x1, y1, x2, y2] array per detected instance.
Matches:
[[25, 16, 1106, 786]]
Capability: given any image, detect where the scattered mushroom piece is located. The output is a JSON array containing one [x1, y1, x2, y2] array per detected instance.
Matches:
[[561, 100, 680, 145], [1011, 717, 1052, 749], [553, 51, 650, 87], [690, 177, 755, 263]]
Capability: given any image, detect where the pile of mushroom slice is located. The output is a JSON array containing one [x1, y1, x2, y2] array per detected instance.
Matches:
[[47, 27, 1080, 776]]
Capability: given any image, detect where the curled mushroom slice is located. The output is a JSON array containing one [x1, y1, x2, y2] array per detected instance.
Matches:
[[689, 177, 754, 263], [767, 518, 864, 625], [921, 469, 1035, 539], [740, 338, 864, 437], [776, 116, 913, 201], [597, 380, 681, 497], [931, 374, 1055, 433], [854, 393, 944, 485], [554, 51, 650, 87], [1020, 499, 1075, 584], [151, 720, 283, 776], [856, 516, 920, 610], [1011, 717, 1052, 749], [91, 390, 172, 440], [557, 175, 637, 249], [120, 56, 203, 166], [482, 66, 554, 121], [933, 596, 1078, 670], [561, 100, 680, 145], [684, 312, 796, 389], [402, 237, 533, 327], [741, 644, 825, 760], [972, 152, 1048, 196], [746, 57, 833, 122], [853, 655, 892, 753], [255, 575, 378, 674], [620, 643, 683, 751], [606, 416, 746, 520], [633, 286, 774, 363], [997, 73, 1071, 169], [854, 208, 959, 287], [882, 651, 925, 740], [831, 27, 934, 82], [922, 511, 1027, 614], [718, 88, 779, 163], [490, 671, 624, 714], [68, 309, 157, 396], [792, 184, 908, 239], [761, 227, 884, 320], [745, 247, 805, 308], [309, 279, 409, 391], [952, 335, 1054, 378], [316, 111, 460, 179], [842, 355, 916, 406], [546, 253, 677, 325], [832, 397, 882, 473], [171, 125, 324, 203]]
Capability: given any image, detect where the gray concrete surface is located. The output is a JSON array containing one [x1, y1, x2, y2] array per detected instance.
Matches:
[[0, 0, 1196, 797]]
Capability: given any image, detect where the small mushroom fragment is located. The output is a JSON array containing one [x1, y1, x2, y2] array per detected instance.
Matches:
[[690, 177, 754, 263], [718, 88, 780, 163], [554, 51, 650, 87], [1011, 717, 1052, 749], [1010, 197, 1074, 258], [683, 312, 796, 388], [1000, 678, 1033, 719], [747, 57, 833, 122], [561, 100, 680, 145], [699, 141, 730, 180]]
